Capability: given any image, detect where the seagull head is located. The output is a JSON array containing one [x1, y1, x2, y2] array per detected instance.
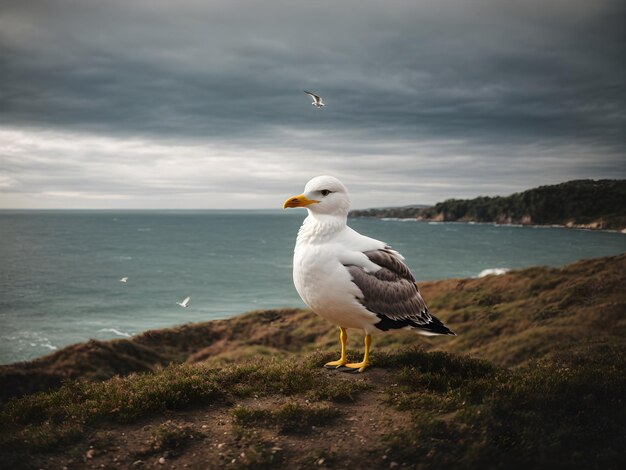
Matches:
[[283, 175, 351, 217]]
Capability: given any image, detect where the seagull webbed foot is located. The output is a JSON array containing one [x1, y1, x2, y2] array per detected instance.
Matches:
[[340, 361, 369, 373], [324, 358, 349, 368], [339, 333, 371, 373]]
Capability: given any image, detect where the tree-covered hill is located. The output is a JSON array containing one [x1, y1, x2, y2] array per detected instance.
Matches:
[[350, 179, 626, 230]]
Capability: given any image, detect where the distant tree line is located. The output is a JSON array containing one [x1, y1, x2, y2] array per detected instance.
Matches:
[[349, 179, 626, 230]]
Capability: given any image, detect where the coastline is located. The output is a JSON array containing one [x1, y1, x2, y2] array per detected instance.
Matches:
[[357, 216, 626, 234], [349, 179, 626, 232]]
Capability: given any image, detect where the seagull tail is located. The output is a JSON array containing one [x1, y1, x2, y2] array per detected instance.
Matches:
[[374, 312, 455, 335], [415, 315, 456, 336]]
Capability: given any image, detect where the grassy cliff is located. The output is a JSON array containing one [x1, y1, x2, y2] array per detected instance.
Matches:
[[1, 253, 625, 469], [350, 179, 626, 230]]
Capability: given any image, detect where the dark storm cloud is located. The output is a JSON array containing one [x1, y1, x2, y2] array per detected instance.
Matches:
[[2, 0, 624, 143], [0, 0, 624, 208]]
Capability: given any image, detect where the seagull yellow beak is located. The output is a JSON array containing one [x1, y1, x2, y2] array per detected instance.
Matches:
[[283, 194, 319, 209]]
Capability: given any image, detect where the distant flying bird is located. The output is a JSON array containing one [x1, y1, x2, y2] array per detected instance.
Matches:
[[283, 176, 455, 373], [304, 90, 325, 108], [177, 296, 191, 308], [119, 277, 128, 283]]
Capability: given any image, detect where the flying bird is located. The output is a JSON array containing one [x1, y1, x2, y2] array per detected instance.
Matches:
[[304, 90, 325, 108], [177, 296, 191, 308], [283, 176, 455, 372], [119, 277, 128, 283]]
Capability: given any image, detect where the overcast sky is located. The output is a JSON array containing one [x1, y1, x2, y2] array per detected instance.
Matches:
[[1, 0, 624, 209]]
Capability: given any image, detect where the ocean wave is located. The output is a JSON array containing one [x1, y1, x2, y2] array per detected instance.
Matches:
[[98, 328, 132, 338], [381, 217, 416, 222], [14, 331, 59, 351], [477, 268, 510, 278], [532, 224, 564, 230], [28, 342, 57, 350]]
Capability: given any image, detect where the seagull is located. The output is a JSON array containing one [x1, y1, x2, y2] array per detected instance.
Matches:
[[119, 277, 128, 283], [304, 90, 325, 108], [177, 296, 191, 308], [283, 176, 455, 372]]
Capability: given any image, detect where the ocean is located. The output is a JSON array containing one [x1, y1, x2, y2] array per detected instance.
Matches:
[[1, 210, 624, 364]]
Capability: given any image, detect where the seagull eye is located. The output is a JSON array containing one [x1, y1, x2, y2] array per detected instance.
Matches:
[[320, 190, 332, 197]]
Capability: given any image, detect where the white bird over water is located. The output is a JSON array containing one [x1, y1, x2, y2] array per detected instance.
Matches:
[[177, 296, 191, 308], [283, 176, 455, 372], [119, 277, 128, 283], [304, 90, 324, 108]]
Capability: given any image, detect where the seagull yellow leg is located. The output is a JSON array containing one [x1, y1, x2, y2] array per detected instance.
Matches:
[[343, 334, 371, 373], [324, 327, 348, 368]]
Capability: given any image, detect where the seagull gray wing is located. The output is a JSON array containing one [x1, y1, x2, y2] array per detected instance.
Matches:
[[303, 90, 321, 103], [344, 249, 454, 334]]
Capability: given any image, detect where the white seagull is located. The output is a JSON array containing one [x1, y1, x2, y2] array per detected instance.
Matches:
[[304, 90, 325, 108], [119, 277, 128, 283], [177, 296, 191, 308], [283, 176, 455, 372]]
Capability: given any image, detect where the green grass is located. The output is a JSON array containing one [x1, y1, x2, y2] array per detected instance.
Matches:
[[0, 356, 367, 455], [232, 402, 341, 434], [382, 347, 626, 469], [1, 343, 625, 469], [144, 421, 204, 456]]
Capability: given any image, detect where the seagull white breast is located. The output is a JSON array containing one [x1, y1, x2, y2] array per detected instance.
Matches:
[[293, 220, 387, 332]]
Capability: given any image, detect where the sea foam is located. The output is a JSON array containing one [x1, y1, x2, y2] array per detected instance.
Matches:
[[477, 268, 510, 278], [98, 328, 132, 338]]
